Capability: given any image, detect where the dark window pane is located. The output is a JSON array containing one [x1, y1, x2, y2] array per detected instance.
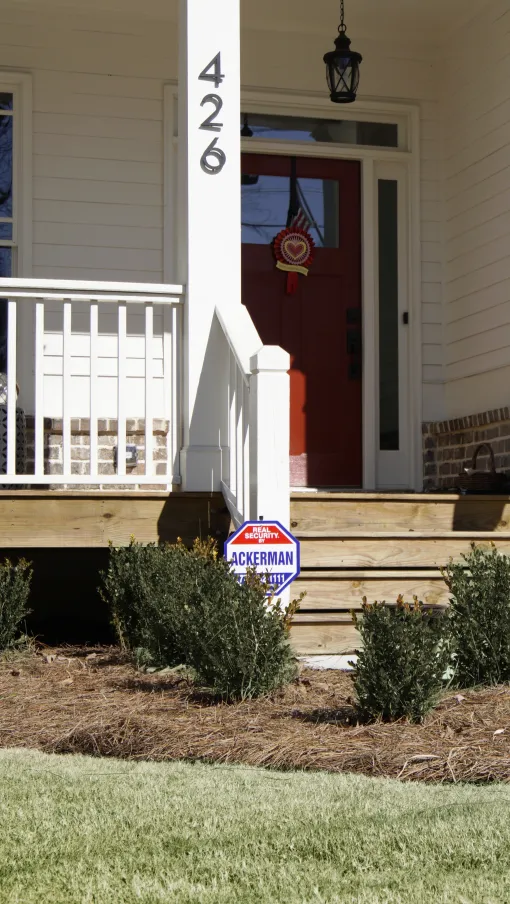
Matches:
[[241, 113, 399, 148], [378, 180, 399, 451], [0, 223, 12, 240], [242, 174, 339, 247], [0, 115, 13, 218], [0, 246, 11, 276], [356, 122, 398, 148], [0, 95, 13, 111]]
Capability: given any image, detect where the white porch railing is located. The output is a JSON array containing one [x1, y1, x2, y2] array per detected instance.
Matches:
[[215, 304, 290, 529], [0, 278, 183, 486]]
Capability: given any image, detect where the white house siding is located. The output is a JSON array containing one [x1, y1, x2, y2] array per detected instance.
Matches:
[[1, 7, 175, 416], [442, 0, 510, 419], [2, 5, 443, 421]]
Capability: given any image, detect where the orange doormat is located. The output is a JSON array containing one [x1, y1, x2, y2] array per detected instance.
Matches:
[[1, 646, 510, 783]]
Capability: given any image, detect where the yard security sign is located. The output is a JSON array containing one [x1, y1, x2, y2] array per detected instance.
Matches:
[[224, 521, 300, 596]]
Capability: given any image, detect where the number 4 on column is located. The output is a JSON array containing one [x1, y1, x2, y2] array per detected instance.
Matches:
[[199, 53, 224, 89]]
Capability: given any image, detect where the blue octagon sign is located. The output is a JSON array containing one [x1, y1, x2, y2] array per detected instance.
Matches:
[[224, 521, 300, 596]]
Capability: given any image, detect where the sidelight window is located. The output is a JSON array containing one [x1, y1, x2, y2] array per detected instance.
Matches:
[[378, 179, 399, 452]]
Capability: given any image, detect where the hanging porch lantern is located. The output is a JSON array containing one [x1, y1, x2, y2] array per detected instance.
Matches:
[[324, 0, 362, 104]]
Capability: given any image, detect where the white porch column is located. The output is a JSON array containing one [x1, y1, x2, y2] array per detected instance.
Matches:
[[178, 0, 241, 490]]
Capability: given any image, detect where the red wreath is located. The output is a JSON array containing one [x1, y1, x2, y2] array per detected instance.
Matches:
[[273, 226, 315, 295]]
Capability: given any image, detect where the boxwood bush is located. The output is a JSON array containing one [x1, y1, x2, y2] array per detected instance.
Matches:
[[351, 596, 450, 723], [443, 543, 510, 687], [0, 558, 32, 651], [100, 539, 298, 699], [99, 538, 215, 668], [178, 563, 298, 700]]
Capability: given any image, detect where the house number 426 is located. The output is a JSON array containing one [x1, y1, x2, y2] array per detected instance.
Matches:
[[199, 53, 227, 175]]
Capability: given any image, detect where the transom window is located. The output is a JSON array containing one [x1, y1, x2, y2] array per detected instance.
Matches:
[[241, 112, 400, 149]]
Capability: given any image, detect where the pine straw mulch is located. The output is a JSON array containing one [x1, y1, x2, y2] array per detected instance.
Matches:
[[2, 645, 510, 783]]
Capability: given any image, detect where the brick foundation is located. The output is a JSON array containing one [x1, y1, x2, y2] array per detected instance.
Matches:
[[24, 418, 171, 489], [422, 407, 510, 491]]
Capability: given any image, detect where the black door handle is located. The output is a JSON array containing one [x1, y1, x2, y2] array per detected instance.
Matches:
[[346, 329, 362, 355]]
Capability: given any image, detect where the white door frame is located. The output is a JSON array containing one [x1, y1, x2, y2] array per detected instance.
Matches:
[[239, 90, 422, 491], [164, 85, 422, 491]]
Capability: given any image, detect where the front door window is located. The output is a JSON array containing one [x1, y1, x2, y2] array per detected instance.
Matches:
[[242, 173, 340, 248]]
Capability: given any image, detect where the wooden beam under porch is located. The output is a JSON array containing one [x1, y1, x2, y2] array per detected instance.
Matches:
[[0, 491, 230, 548]]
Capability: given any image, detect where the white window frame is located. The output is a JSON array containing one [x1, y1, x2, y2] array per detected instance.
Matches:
[[0, 72, 32, 411], [0, 72, 32, 278]]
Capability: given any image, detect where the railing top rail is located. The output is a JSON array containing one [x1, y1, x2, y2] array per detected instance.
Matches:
[[215, 303, 263, 383], [0, 277, 185, 304]]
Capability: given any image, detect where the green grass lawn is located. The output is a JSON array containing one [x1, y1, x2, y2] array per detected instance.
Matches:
[[1, 749, 510, 904]]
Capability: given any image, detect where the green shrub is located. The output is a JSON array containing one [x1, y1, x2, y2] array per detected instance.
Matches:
[[351, 596, 449, 723], [443, 543, 510, 687], [178, 563, 298, 700], [100, 539, 298, 699], [99, 538, 216, 668], [0, 558, 32, 651]]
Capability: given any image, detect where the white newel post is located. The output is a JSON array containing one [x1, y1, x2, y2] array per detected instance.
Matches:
[[249, 347, 291, 529], [178, 0, 241, 490]]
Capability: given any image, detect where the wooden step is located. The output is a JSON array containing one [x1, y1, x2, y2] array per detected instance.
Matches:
[[298, 533, 510, 569], [290, 615, 359, 656], [294, 570, 448, 610], [288, 493, 510, 655], [290, 493, 510, 534]]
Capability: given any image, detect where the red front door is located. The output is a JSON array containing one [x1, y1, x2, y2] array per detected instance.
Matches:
[[241, 153, 362, 487]]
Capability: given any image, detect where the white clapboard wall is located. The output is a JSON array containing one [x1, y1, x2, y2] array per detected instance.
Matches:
[[2, 3, 444, 419], [442, 0, 510, 417]]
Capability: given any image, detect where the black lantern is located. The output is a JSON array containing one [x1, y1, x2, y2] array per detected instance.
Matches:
[[324, 0, 362, 104]]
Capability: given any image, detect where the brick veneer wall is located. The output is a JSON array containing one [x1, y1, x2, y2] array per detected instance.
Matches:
[[422, 407, 510, 491], [24, 418, 171, 489]]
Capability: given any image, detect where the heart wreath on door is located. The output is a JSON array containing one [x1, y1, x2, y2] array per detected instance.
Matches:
[[273, 221, 315, 294], [272, 157, 315, 294]]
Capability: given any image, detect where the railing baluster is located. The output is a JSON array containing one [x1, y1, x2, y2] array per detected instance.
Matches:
[[144, 303, 153, 478], [89, 300, 99, 478], [34, 299, 44, 477], [6, 298, 17, 476], [62, 299, 72, 478], [117, 301, 127, 478], [163, 305, 173, 486], [170, 306, 179, 486], [229, 349, 236, 494], [235, 366, 243, 509], [243, 380, 250, 522]]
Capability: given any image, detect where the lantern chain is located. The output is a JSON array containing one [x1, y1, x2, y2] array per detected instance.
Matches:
[[339, 0, 346, 33]]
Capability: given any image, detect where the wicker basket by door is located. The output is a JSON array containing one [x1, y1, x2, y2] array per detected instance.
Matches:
[[457, 442, 507, 494]]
